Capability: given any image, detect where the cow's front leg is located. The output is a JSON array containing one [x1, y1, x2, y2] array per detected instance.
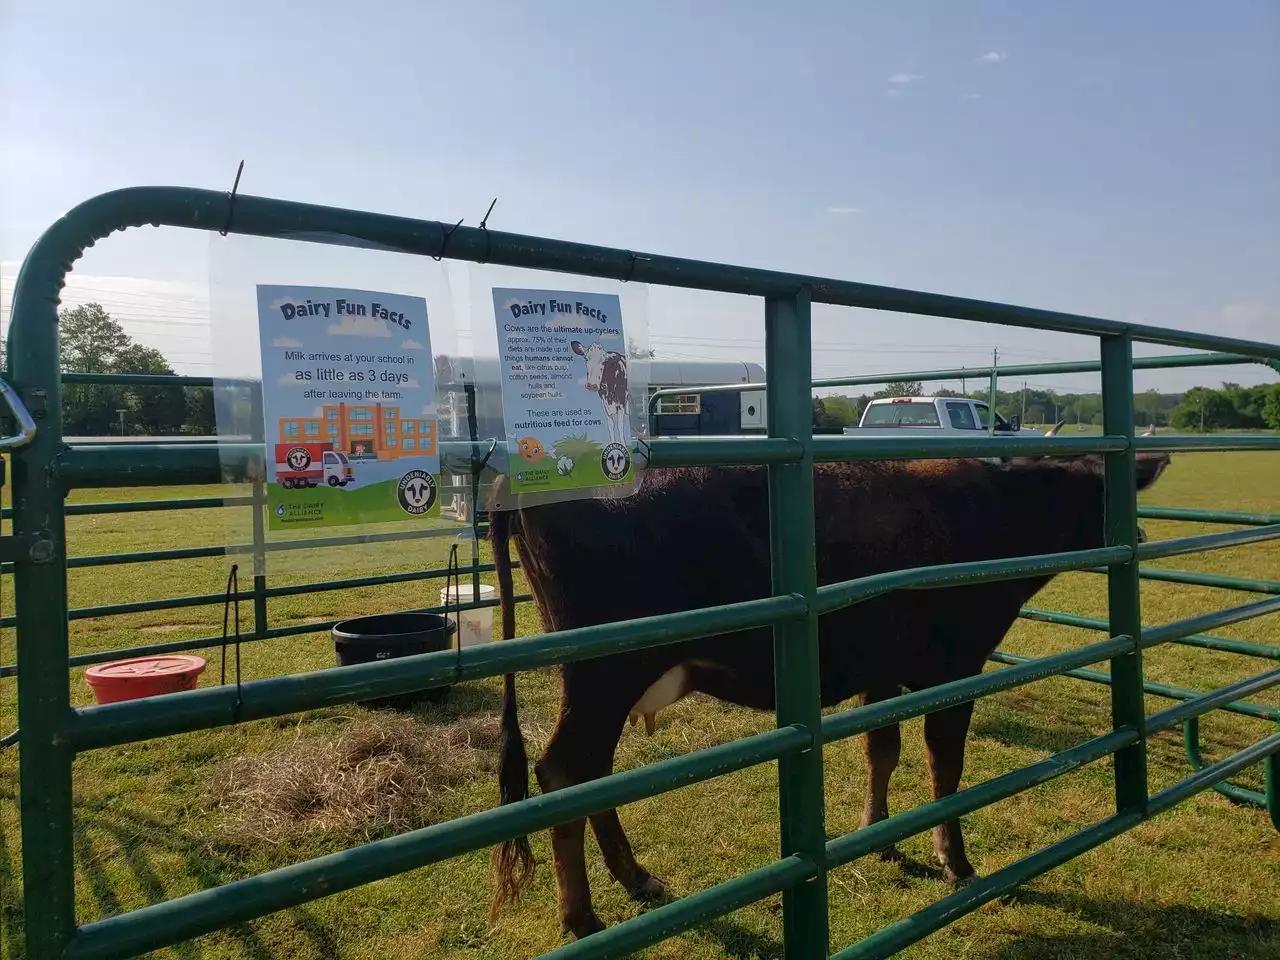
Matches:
[[923, 700, 977, 885]]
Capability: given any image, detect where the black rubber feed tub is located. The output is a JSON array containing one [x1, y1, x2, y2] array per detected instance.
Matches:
[[332, 612, 457, 710]]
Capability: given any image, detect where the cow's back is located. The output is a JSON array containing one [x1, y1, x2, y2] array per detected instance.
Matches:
[[508, 461, 1048, 709]]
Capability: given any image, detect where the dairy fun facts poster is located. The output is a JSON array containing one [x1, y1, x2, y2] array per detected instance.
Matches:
[[493, 287, 633, 494], [257, 284, 440, 531]]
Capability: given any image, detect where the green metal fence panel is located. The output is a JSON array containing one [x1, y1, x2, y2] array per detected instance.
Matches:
[[5, 186, 1279, 960]]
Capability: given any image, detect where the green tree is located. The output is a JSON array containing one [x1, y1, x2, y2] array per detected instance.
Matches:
[[873, 380, 923, 399], [1262, 384, 1280, 430], [58, 302, 186, 435], [1171, 387, 1235, 431]]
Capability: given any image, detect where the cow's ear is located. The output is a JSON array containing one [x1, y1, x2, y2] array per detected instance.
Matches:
[[571, 341, 584, 356]]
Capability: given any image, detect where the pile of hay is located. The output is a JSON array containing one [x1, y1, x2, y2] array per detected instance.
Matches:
[[210, 712, 503, 844]]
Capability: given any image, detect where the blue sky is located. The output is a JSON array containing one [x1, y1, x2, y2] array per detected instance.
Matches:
[[2, 1, 1277, 394]]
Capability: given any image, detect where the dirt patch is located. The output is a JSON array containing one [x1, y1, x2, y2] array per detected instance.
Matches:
[[208, 712, 504, 843]]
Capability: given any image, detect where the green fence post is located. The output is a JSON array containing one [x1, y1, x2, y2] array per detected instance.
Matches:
[[764, 288, 828, 958], [9, 254, 77, 956], [1101, 333, 1148, 814]]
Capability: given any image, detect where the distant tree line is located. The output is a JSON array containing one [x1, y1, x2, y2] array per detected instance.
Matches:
[[813, 379, 1280, 433]]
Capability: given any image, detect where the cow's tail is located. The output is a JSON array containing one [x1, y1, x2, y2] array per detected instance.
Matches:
[[489, 506, 535, 919]]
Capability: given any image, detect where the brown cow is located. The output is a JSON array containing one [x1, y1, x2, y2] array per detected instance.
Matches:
[[488, 440, 1170, 938]]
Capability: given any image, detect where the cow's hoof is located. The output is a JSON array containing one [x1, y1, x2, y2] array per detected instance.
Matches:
[[942, 863, 976, 887], [563, 911, 606, 940], [877, 845, 906, 863], [627, 872, 668, 902]]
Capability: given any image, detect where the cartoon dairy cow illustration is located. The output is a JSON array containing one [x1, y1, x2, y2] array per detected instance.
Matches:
[[570, 340, 628, 445]]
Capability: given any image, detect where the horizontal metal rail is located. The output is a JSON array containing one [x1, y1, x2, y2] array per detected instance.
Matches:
[[1134, 434, 1280, 453], [1080, 564, 1280, 596], [0, 561, 498, 628], [988, 651, 1280, 721], [65, 594, 806, 751], [825, 728, 1138, 868], [0, 593, 535, 680], [816, 547, 1131, 616], [821, 636, 1133, 744], [1146, 668, 1280, 735], [1018, 606, 1280, 660], [542, 855, 817, 960], [831, 811, 1141, 960], [62, 724, 812, 960], [1, 495, 256, 520], [1137, 523, 1280, 561], [1140, 596, 1280, 648], [1137, 505, 1280, 527]]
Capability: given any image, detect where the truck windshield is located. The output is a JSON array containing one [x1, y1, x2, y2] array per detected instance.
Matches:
[[861, 401, 940, 427]]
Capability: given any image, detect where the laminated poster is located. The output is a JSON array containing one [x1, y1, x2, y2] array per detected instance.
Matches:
[[494, 287, 634, 495], [257, 284, 440, 531]]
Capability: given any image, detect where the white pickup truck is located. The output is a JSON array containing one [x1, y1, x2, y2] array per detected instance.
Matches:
[[843, 396, 1032, 438]]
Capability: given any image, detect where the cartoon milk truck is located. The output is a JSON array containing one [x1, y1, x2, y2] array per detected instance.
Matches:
[[274, 441, 355, 489]]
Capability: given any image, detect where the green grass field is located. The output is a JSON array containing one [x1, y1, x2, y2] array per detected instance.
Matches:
[[1, 450, 1278, 959]]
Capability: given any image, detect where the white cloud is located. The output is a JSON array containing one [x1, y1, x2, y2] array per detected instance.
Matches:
[[268, 296, 304, 312], [277, 372, 307, 387], [400, 338, 424, 350], [978, 51, 1007, 63], [327, 315, 392, 338], [887, 72, 923, 84], [963, 93, 983, 101], [272, 336, 303, 348], [827, 206, 862, 215], [400, 377, 421, 389]]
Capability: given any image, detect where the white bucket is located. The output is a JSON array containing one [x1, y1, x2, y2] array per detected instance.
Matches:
[[439, 583, 497, 648]]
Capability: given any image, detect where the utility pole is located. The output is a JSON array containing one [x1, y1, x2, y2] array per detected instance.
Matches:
[[115, 408, 127, 437], [1200, 397, 1205, 432], [1021, 380, 1027, 424]]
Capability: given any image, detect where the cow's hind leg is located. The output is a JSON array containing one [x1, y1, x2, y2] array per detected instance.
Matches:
[[535, 676, 656, 937], [859, 686, 904, 862], [923, 700, 977, 885]]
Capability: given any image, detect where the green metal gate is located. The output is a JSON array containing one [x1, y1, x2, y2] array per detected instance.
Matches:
[[4, 187, 1280, 960]]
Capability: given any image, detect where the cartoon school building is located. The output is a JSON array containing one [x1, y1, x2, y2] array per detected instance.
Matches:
[[278, 403, 437, 460]]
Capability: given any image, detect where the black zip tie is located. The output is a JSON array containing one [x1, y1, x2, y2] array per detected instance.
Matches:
[[623, 252, 651, 283], [477, 197, 498, 263], [220, 564, 244, 719], [433, 218, 464, 261], [219, 160, 244, 237], [446, 543, 463, 683]]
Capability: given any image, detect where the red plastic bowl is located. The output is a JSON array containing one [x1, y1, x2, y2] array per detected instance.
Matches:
[[84, 655, 207, 704]]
